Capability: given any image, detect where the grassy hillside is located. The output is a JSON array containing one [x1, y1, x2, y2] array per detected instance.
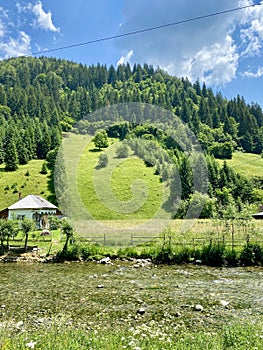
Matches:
[[218, 152, 263, 178], [77, 139, 168, 220], [0, 160, 53, 210]]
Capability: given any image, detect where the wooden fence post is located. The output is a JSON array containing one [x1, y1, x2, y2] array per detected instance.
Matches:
[[246, 234, 250, 245]]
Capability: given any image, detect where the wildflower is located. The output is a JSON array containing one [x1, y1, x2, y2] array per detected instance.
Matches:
[[25, 340, 36, 348], [16, 321, 24, 329]]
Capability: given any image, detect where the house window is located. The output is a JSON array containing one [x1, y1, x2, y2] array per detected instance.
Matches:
[[17, 215, 25, 220]]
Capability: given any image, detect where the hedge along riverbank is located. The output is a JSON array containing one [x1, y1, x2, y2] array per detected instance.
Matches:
[[55, 239, 263, 267]]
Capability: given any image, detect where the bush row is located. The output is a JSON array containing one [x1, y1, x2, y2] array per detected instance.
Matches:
[[55, 242, 263, 267]]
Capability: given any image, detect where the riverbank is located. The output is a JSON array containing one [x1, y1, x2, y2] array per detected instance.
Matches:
[[1, 239, 263, 268]]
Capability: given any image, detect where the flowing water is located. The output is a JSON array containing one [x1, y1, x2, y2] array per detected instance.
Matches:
[[0, 262, 263, 332]]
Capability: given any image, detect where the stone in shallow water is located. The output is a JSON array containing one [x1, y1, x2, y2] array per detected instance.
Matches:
[[194, 304, 204, 311], [220, 300, 229, 307], [137, 307, 146, 315], [99, 257, 111, 264]]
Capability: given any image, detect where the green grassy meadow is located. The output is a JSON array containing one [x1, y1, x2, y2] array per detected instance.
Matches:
[[76, 139, 167, 220], [218, 151, 263, 178], [0, 160, 53, 210]]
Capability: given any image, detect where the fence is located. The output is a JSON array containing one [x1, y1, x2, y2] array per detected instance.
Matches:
[[78, 233, 263, 248]]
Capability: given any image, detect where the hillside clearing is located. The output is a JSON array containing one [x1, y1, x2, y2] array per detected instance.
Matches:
[[76, 138, 169, 220], [0, 160, 53, 210], [218, 152, 263, 178]]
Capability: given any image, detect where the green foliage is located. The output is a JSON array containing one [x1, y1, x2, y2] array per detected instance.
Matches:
[[0, 56, 261, 162], [239, 244, 263, 266], [209, 141, 234, 159], [97, 153, 108, 168], [77, 139, 164, 220], [20, 217, 35, 251], [178, 155, 193, 200], [40, 161, 48, 174], [0, 218, 18, 252], [92, 130, 109, 150], [200, 242, 226, 266], [5, 140, 19, 171], [48, 215, 61, 230], [116, 143, 129, 158], [46, 148, 58, 170], [61, 218, 74, 252]]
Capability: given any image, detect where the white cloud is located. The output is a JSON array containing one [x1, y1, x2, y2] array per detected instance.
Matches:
[[240, 1, 263, 56], [0, 31, 31, 58], [117, 49, 134, 65], [31, 1, 59, 32], [0, 21, 4, 37], [242, 66, 263, 78], [116, 0, 263, 86], [181, 35, 239, 86]]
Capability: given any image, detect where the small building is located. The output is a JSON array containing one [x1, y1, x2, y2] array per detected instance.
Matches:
[[0, 194, 59, 229]]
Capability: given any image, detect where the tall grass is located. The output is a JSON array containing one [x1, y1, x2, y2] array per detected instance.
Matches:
[[1, 321, 263, 349]]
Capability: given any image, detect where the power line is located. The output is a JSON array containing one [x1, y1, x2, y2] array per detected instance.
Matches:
[[32, 3, 259, 56]]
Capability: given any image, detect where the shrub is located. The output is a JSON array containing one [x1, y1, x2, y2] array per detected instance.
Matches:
[[48, 216, 61, 230], [97, 153, 108, 168], [239, 244, 263, 266], [40, 161, 48, 174], [200, 242, 225, 266], [56, 244, 81, 261], [116, 143, 129, 158], [224, 249, 239, 267]]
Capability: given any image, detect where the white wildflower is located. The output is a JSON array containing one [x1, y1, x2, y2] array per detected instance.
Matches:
[[16, 321, 24, 329], [25, 340, 36, 349]]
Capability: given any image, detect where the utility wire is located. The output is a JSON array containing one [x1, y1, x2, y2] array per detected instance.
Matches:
[[32, 3, 259, 56]]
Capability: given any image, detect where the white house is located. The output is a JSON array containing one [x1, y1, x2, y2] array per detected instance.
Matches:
[[7, 194, 58, 229]]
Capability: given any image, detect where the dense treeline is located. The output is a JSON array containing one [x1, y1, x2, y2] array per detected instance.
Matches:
[[0, 56, 262, 171]]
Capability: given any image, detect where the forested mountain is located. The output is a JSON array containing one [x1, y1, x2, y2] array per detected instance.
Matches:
[[0, 56, 262, 170], [0, 56, 263, 217]]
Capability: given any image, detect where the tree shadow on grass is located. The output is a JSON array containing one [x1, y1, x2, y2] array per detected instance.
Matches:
[[89, 148, 102, 153]]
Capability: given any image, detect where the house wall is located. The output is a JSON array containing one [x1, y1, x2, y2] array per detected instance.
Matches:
[[8, 209, 35, 220], [8, 209, 57, 228]]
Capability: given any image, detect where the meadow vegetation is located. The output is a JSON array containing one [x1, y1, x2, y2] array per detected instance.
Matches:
[[0, 160, 54, 210]]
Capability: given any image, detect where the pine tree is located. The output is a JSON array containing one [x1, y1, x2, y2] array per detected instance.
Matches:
[[179, 156, 194, 200], [5, 139, 19, 171]]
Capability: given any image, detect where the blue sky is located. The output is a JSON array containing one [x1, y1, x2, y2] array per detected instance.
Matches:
[[0, 0, 263, 107]]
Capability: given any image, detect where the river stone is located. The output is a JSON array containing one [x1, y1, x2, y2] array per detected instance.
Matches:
[[220, 300, 229, 307], [99, 257, 111, 264], [194, 304, 204, 311], [137, 307, 146, 315]]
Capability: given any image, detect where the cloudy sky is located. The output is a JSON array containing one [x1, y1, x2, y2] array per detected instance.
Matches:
[[0, 0, 263, 106]]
